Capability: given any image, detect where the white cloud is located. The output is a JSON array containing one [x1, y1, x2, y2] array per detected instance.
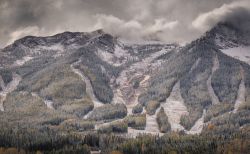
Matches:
[[146, 19, 178, 33], [7, 26, 42, 45], [94, 14, 142, 40], [7, 26, 64, 45], [94, 14, 179, 41], [1, 0, 248, 47], [192, 0, 250, 31]]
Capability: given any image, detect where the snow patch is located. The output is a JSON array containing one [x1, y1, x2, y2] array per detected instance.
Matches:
[[112, 89, 126, 105], [186, 110, 206, 135], [233, 68, 246, 113], [13, 56, 33, 66], [221, 46, 250, 65], [162, 81, 189, 131], [145, 107, 161, 133], [207, 55, 220, 105], [0, 73, 21, 111], [32, 44, 66, 58], [44, 100, 54, 109], [96, 45, 133, 67], [39, 44, 64, 51], [96, 49, 115, 65], [114, 45, 131, 59], [127, 127, 163, 138]]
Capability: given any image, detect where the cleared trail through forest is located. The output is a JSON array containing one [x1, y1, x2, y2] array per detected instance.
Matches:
[[186, 110, 206, 135], [233, 67, 246, 113], [207, 55, 220, 105], [162, 81, 189, 131], [71, 60, 104, 119], [0, 73, 21, 111]]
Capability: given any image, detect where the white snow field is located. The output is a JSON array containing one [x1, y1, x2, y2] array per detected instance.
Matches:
[[221, 46, 250, 65], [162, 81, 189, 131]]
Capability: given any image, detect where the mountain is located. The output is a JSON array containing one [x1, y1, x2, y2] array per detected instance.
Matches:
[[0, 21, 249, 150], [139, 22, 250, 135], [0, 29, 177, 135], [211, 23, 250, 65]]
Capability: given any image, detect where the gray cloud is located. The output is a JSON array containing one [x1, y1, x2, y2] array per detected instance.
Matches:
[[192, 0, 250, 32], [0, 0, 248, 47]]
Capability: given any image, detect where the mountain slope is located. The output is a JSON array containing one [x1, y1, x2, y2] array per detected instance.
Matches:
[[0, 29, 178, 136], [0, 22, 249, 138], [139, 22, 250, 134]]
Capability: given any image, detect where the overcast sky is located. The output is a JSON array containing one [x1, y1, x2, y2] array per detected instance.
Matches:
[[0, 0, 250, 47]]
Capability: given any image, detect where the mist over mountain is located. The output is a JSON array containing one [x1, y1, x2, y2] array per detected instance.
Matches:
[[1, 0, 250, 47]]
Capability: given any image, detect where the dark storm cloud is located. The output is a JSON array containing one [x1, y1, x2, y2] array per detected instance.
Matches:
[[0, 0, 249, 47]]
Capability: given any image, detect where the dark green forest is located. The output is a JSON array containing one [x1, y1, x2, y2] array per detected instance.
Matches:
[[0, 124, 249, 154]]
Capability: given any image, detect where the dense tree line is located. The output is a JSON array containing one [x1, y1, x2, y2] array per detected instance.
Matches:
[[0, 126, 249, 154]]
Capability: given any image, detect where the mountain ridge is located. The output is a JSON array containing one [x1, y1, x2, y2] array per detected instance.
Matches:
[[0, 22, 249, 139]]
